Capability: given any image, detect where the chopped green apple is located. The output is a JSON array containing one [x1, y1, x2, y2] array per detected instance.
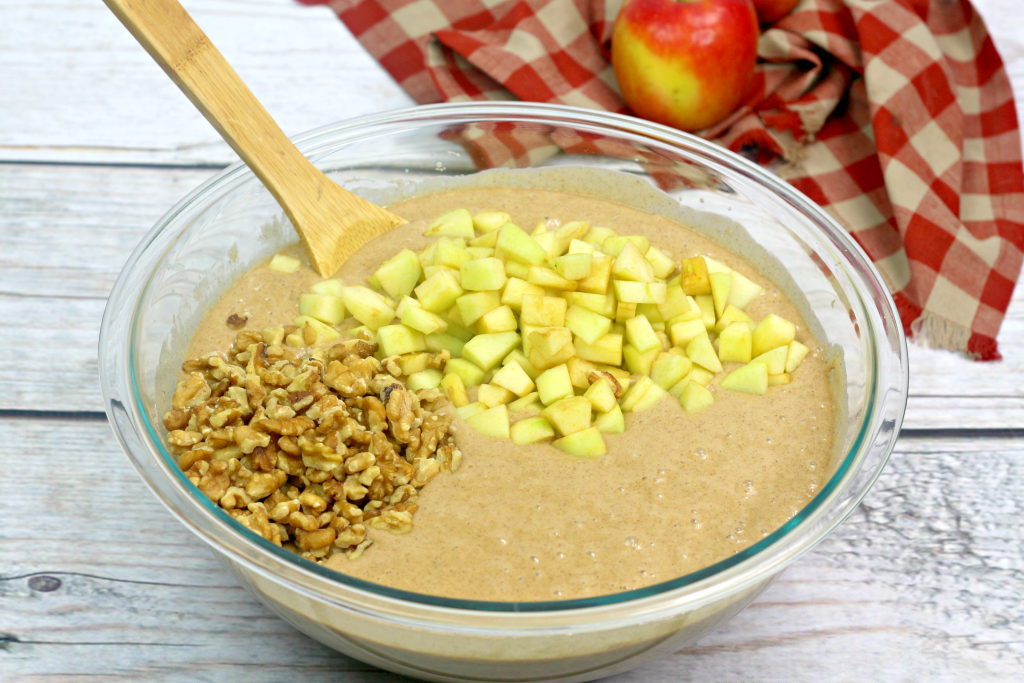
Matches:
[[650, 354, 693, 390], [573, 333, 623, 365], [456, 290, 502, 325], [299, 294, 346, 325], [461, 331, 522, 372], [472, 210, 511, 233], [508, 391, 540, 412], [292, 316, 341, 344], [670, 318, 706, 349], [541, 396, 592, 436], [568, 239, 596, 255], [401, 305, 449, 335], [376, 324, 427, 357], [269, 253, 301, 273], [713, 304, 753, 334], [565, 304, 612, 344], [686, 331, 723, 373], [456, 402, 487, 420], [406, 368, 443, 391], [577, 255, 612, 294], [709, 271, 732, 320], [466, 247, 495, 260], [414, 269, 464, 312], [623, 344, 660, 376], [444, 358, 487, 387], [613, 280, 666, 304], [631, 381, 667, 411], [717, 321, 752, 364], [477, 305, 518, 334], [496, 223, 548, 265], [440, 373, 469, 407], [491, 360, 536, 397], [529, 342, 576, 372], [504, 260, 531, 280], [681, 257, 712, 296], [501, 277, 546, 312], [553, 221, 591, 252], [553, 426, 606, 457], [536, 364, 574, 405], [550, 253, 593, 280], [310, 278, 344, 297], [339, 286, 396, 330], [594, 404, 625, 433], [433, 239, 474, 268], [612, 240, 655, 283], [625, 314, 660, 353], [619, 376, 655, 412], [749, 346, 789, 375], [721, 362, 768, 395], [520, 295, 567, 327], [583, 226, 615, 245], [374, 249, 422, 300], [478, 383, 516, 408], [425, 332, 465, 357], [615, 301, 637, 323], [602, 235, 650, 257], [469, 230, 500, 248], [657, 286, 692, 321], [465, 404, 511, 439], [727, 271, 763, 309], [751, 314, 797, 358], [645, 246, 676, 279], [527, 266, 578, 291], [510, 416, 556, 445], [679, 381, 714, 412], [570, 291, 616, 318], [566, 356, 596, 389], [584, 376, 618, 413], [694, 294, 716, 330], [461, 257, 507, 291], [502, 348, 540, 380], [528, 327, 573, 360], [424, 208, 474, 239], [768, 373, 791, 386], [786, 340, 809, 373]]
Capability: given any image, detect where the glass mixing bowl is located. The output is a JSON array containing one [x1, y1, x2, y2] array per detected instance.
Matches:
[[99, 102, 908, 682]]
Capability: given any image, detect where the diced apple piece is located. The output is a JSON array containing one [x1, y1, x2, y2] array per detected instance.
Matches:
[[645, 246, 676, 279], [570, 292, 617, 318], [786, 340, 809, 373], [670, 318, 706, 349], [657, 286, 692, 321], [568, 239, 596, 255], [717, 321, 752, 364], [565, 304, 612, 345], [679, 381, 714, 412], [394, 295, 419, 319], [603, 235, 650, 257], [727, 271, 763, 309], [636, 303, 663, 324], [456, 402, 487, 420], [444, 358, 487, 387], [631, 382, 667, 411], [619, 376, 655, 412], [702, 256, 731, 274], [502, 349, 539, 380], [650, 354, 693, 390], [461, 332, 521, 372], [467, 247, 495, 260], [404, 368, 442, 391], [583, 226, 615, 245], [566, 356, 596, 389], [768, 373, 791, 386], [439, 373, 469, 407], [418, 242, 437, 270], [573, 333, 623, 365], [527, 266, 578, 291], [529, 342, 576, 372], [269, 253, 301, 273], [594, 364, 631, 384], [510, 416, 556, 445], [615, 301, 637, 323], [553, 427, 606, 457], [261, 326, 285, 346], [373, 249, 422, 300], [681, 257, 712, 295], [339, 286, 396, 330], [473, 211, 511, 234], [682, 367, 715, 389], [415, 269, 464, 312], [594, 405, 625, 433], [709, 272, 732, 320], [584, 377, 618, 413], [456, 291, 502, 325], [299, 294, 346, 325], [749, 346, 789, 375], [503, 260, 530, 280], [721, 362, 768, 395], [477, 305, 518, 334], [520, 294, 567, 327], [536, 364, 574, 406], [625, 314, 660, 353], [460, 258, 507, 291], [686, 331, 723, 373], [713, 304, 753, 334], [401, 306, 448, 335], [694, 294, 716, 330], [541, 396, 592, 436], [292, 316, 341, 344], [469, 230, 500, 248], [499, 278, 543, 314], [497, 223, 548, 265], [508, 391, 540, 412], [425, 333, 465, 357], [553, 221, 591, 252], [751, 314, 797, 358], [399, 352, 430, 376], [433, 239, 474, 268], [623, 344, 659, 376], [465, 404, 511, 439], [376, 325, 427, 357], [424, 208, 474, 239], [310, 278, 344, 297], [491, 361, 535, 397], [528, 327, 572, 359], [612, 241, 655, 283], [478, 383, 516, 408], [577, 254, 613, 294], [550, 253, 593, 281], [613, 280, 666, 304]]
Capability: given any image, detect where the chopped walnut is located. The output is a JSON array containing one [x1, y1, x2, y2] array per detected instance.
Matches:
[[588, 369, 624, 397], [167, 329, 461, 566], [226, 313, 248, 329]]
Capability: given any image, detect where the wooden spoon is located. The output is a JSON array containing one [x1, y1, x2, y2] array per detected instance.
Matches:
[[103, 0, 407, 276]]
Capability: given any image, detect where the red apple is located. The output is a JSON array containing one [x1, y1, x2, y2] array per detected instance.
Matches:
[[751, 0, 801, 24], [612, 0, 759, 132]]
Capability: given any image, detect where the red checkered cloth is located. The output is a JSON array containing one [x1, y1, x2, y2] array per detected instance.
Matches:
[[304, 0, 1024, 359]]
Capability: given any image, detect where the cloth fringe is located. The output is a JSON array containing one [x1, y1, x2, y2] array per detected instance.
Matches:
[[896, 291, 1001, 361]]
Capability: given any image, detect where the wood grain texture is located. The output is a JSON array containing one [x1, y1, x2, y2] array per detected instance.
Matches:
[[2, 162, 1022, 425], [1, 418, 1021, 681]]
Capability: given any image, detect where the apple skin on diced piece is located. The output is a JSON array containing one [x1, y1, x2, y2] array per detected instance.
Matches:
[[749, 345, 788, 375], [406, 368, 444, 391], [478, 383, 516, 408], [612, 241, 655, 283], [440, 373, 469, 407], [594, 404, 625, 433], [574, 333, 623, 366], [527, 266, 579, 291], [583, 377, 618, 413], [786, 340, 809, 373], [415, 269, 464, 313], [461, 258, 507, 291], [376, 324, 427, 357], [477, 305, 518, 334], [625, 314, 660, 353], [424, 208, 475, 239], [550, 253, 593, 280], [401, 305, 449, 335], [577, 254, 613, 294], [727, 270, 763, 309], [310, 278, 345, 297], [536, 363, 574, 406], [444, 358, 487, 387], [491, 360, 536, 397], [623, 344, 659, 376], [651, 354, 693, 390], [565, 304, 612, 344], [456, 290, 502, 326], [461, 331, 522, 372], [613, 280, 666, 304], [645, 246, 677, 279], [553, 426, 606, 457], [751, 314, 797, 358], [511, 416, 556, 445], [425, 332, 465, 358], [709, 271, 732, 319], [465, 404, 511, 439], [456, 402, 487, 420], [339, 286, 396, 330], [681, 257, 712, 296], [299, 294, 347, 325], [721, 362, 768, 395], [501, 278, 546, 313], [670, 318, 706, 349], [497, 223, 548, 266], [686, 331, 723, 373], [679, 381, 714, 412], [717, 321, 753, 364], [374, 249, 422, 300], [473, 210, 511, 234], [520, 294, 567, 327], [541, 396, 592, 436], [269, 253, 301, 273]]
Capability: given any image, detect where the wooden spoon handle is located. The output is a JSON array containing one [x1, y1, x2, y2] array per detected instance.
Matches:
[[103, 0, 405, 275]]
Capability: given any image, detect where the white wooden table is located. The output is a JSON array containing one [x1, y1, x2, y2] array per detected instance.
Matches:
[[2, 1, 1022, 680]]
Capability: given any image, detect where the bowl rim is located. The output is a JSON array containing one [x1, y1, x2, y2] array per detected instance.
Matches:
[[100, 101, 909, 623]]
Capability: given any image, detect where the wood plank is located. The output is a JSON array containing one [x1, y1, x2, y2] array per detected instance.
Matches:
[[1, 418, 1021, 680], [0, 0, 415, 166]]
